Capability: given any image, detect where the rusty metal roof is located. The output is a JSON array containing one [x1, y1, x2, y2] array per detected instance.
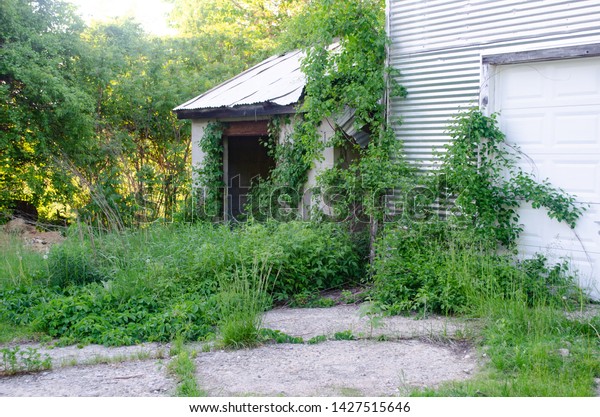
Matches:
[[174, 49, 305, 117]]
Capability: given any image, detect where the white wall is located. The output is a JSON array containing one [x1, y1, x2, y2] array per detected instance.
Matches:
[[388, 0, 600, 168], [190, 120, 209, 180]]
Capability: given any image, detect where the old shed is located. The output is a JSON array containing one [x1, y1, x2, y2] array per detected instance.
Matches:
[[174, 48, 365, 220]]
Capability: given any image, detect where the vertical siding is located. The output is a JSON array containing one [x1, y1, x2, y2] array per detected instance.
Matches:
[[388, 0, 600, 167]]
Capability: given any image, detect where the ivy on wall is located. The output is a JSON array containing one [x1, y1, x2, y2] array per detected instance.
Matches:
[[196, 121, 224, 220], [440, 108, 586, 248], [246, 116, 313, 220]]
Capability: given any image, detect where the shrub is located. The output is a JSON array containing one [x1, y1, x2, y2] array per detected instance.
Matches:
[[372, 221, 579, 315]]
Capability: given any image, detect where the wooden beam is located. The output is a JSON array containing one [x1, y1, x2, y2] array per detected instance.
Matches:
[[223, 120, 269, 136], [483, 43, 600, 65], [174, 103, 299, 120]]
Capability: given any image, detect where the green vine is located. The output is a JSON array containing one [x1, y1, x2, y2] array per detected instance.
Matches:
[[247, 116, 313, 220], [296, 1, 411, 224], [196, 121, 224, 220], [440, 108, 586, 248]]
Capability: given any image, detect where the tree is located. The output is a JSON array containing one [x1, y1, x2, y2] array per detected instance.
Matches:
[[0, 0, 97, 214], [168, 0, 306, 75]]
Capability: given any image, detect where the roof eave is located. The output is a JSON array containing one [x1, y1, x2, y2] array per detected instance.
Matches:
[[174, 103, 300, 120]]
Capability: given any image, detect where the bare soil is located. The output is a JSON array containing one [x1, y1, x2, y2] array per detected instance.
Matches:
[[0, 306, 479, 397], [2, 218, 64, 252]]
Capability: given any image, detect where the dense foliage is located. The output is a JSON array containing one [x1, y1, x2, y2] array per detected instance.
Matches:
[[0, 221, 362, 345], [0, 0, 311, 225], [440, 109, 585, 248], [372, 221, 580, 316]]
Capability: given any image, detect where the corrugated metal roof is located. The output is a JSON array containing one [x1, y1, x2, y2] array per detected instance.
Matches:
[[174, 50, 306, 113]]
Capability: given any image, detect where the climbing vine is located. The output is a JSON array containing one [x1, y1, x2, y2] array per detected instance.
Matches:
[[440, 108, 586, 248], [196, 121, 224, 220], [247, 116, 313, 220]]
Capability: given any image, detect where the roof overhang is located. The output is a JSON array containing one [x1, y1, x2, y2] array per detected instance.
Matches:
[[175, 103, 299, 120]]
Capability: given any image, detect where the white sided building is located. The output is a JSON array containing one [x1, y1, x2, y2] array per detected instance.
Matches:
[[387, 0, 600, 298]]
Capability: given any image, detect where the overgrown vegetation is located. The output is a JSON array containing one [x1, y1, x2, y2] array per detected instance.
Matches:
[[439, 109, 585, 247], [1, 0, 598, 399], [168, 338, 206, 397], [217, 258, 273, 348], [0, 221, 362, 346], [1, 345, 51, 375]]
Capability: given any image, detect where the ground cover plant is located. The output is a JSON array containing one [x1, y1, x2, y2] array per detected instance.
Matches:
[[0, 221, 363, 347]]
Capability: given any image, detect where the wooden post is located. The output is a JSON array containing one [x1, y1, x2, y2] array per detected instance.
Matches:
[[223, 136, 229, 222]]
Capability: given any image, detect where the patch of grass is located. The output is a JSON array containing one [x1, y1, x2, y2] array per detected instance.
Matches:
[[217, 258, 273, 349], [289, 291, 337, 308], [333, 330, 355, 341], [337, 386, 364, 397], [307, 335, 328, 344], [168, 338, 206, 397], [0, 233, 47, 288], [0, 346, 52, 375], [0, 322, 39, 344], [413, 300, 600, 397], [259, 328, 303, 344]]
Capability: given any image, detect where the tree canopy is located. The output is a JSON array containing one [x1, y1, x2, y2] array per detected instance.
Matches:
[[1, 0, 388, 226]]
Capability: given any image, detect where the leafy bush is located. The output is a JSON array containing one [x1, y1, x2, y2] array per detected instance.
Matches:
[[372, 221, 580, 315], [238, 221, 363, 300], [0, 221, 365, 346]]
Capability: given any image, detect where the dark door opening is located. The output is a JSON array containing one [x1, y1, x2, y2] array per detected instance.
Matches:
[[226, 135, 275, 220]]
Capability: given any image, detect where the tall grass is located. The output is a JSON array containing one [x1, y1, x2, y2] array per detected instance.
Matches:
[[217, 258, 274, 348], [0, 233, 47, 288]]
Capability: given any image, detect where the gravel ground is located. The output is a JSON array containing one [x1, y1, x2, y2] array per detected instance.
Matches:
[[0, 360, 174, 397], [0, 306, 479, 397], [197, 340, 475, 397], [1, 304, 599, 397]]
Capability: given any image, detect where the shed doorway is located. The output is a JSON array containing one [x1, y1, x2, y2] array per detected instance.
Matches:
[[225, 134, 274, 221]]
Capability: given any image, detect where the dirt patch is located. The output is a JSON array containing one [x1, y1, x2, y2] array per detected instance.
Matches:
[[2, 218, 64, 253], [0, 306, 479, 397], [263, 305, 475, 340], [0, 361, 174, 397]]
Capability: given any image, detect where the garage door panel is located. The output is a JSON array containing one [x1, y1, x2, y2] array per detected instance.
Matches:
[[497, 66, 545, 103], [500, 110, 548, 145], [494, 56, 600, 299], [553, 60, 600, 99], [519, 204, 597, 250], [554, 110, 600, 146], [543, 160, 598, 198]]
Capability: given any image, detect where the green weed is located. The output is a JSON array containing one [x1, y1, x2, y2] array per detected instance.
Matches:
[[333, 330, 355, 341], [168, 342, 206, 397], [307, 335, 328, 344], [0, 346, 51, 375], [217, 258, 273, 349], [259, 328, 304, 344], [289, 290, 336, 308]]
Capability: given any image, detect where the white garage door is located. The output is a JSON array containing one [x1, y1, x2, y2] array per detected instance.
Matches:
[[493, 56, 600, 299]]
